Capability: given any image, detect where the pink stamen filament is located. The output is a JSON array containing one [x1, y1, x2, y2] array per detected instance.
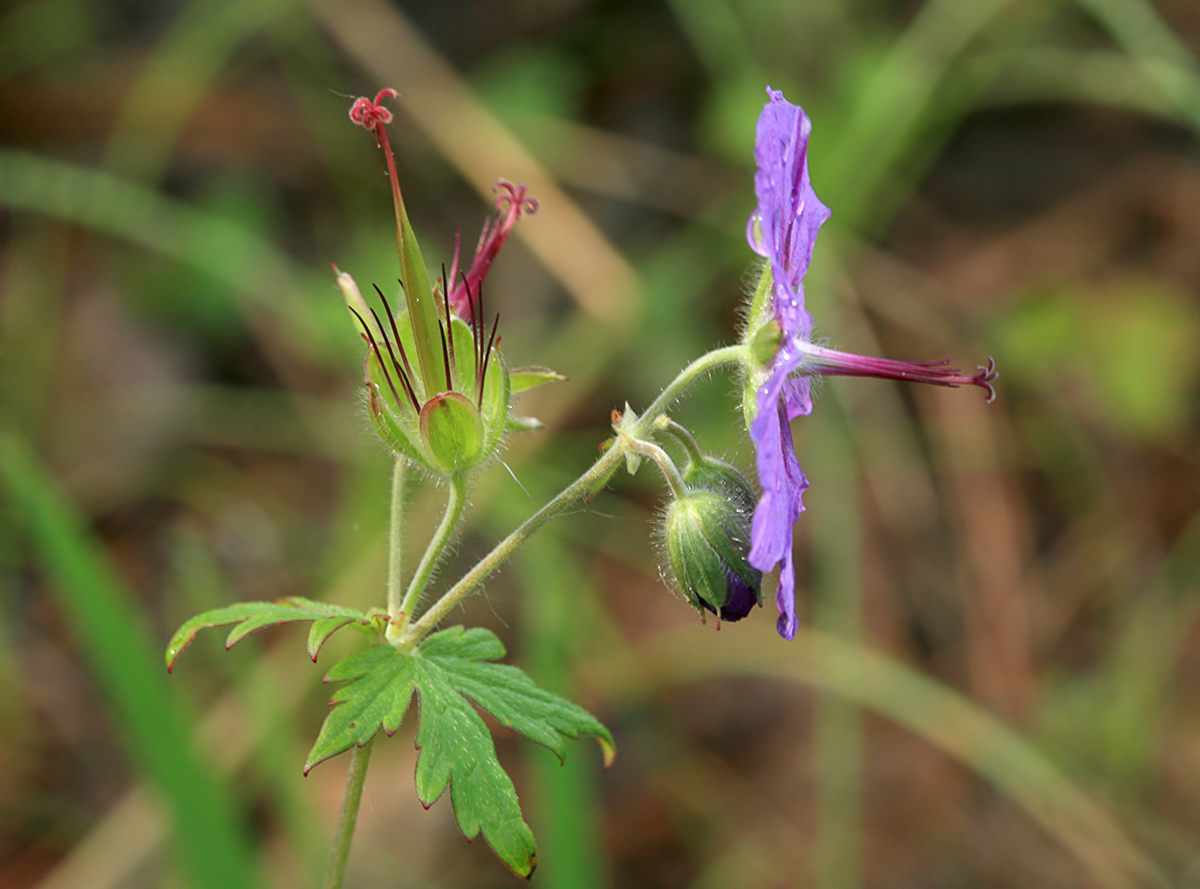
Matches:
[[447, 180, 538, 319], [802, 345, 998, 402]]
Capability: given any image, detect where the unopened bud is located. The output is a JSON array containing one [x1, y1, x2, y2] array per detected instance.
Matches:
[[663, 490, 762, 624]]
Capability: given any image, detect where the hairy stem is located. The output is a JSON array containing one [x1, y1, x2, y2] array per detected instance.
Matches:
[[386, 458, 405, 618], [396, 472, 468, 628], [399, 344, 745, 647], [322, 459, 415, 884], [321, 736, 375, 889], [624, 438, 688, 499]]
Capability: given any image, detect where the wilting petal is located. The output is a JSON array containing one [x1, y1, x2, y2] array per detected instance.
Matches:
[[775, 547, 798, 640]]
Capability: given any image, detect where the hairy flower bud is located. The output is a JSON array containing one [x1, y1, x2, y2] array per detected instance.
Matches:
[[663, 490, 762, 624]]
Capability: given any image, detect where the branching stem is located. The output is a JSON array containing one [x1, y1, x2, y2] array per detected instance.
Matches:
[[394, 472, 468, 636], [398, 344, 745, 647], [386, 458, 405, 618]]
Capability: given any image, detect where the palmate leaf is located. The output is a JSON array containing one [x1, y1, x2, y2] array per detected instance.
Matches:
[[165, 598, 382, 671], [305, 626, 615, 878]]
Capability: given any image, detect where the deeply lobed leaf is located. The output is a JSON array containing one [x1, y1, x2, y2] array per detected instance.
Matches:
[[306, 625, 615, 877], [165, 598, 381, 671]]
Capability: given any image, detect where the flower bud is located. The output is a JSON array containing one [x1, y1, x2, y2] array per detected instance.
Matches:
[[663, 490, 762, 624]]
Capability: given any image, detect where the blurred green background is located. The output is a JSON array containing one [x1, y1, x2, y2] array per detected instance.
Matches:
[[2, 0, 1200, 886]]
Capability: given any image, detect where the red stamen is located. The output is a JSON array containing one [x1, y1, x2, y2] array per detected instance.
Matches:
[[372, 285, 418, 390], [440, 263, 456, 374], [438, 320, 453, 391], [349, 306, 419, 413], [348, 89, 396, 131], [366, 306, 421, 412], [478, 313, 501, 410], [447, 180, 538, 319]]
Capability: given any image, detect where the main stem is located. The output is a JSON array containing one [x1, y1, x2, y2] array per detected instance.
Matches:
[[321, 735, 374, 889], [322, 460, 411, 888], [399, 344, 745, 647]]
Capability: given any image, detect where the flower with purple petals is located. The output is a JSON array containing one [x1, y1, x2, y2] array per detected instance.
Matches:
[[743, 88, 997, 640]]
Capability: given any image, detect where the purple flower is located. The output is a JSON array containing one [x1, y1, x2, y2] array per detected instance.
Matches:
[[744, 88, 997, 640]]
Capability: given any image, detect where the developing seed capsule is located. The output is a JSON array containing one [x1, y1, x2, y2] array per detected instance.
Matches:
[[341, 90, 557, 476], [663, 489, 762, 624]]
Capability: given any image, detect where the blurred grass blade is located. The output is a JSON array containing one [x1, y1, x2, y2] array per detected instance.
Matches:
[[0, 434, 257, 889], [0, 148, 295, 305], [103, 0, 305, 182], [1076, 0, 1200, 133], [809, 397, 863, 889], [626, 624, 1170, 889], [519, 533, 610, 889], [819, 0, 1012, 233]]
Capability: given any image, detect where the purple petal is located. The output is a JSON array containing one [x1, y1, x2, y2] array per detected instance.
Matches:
[[747, 87, 831, 342], [775, 548, 798, 640], [748, 365, 810, 640], [781, 370, 813, 420]]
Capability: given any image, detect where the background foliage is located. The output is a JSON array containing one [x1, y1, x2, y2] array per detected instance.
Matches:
[[2, 0, 1200, 886]]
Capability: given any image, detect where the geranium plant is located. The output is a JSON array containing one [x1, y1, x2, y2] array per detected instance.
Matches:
[[166, 86, 994, 885]]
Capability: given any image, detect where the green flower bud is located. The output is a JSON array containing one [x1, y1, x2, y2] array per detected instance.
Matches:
[[655, 417, 758, 517], [663, 490, 762, 624]]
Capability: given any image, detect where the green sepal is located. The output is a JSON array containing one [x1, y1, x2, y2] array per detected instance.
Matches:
[[393, 193, 443, 401], [749, 319, 783, 369], [664, 491, 762, 614], [364, 311, 511, 475], [420, 391, 485, 472], [666, 496, 731, 611], [510, 366, 567, 394], [165, 598, 381, 671], [305, 626, 615, 877], [682, 454, 758, 518], [741, 265, 775, 429]]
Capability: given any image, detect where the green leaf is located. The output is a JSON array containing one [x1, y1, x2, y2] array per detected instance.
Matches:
[[306, 626, 614, 877], [412, 651, 538, 876], [425, 627, 616, 767], [304, 645, 417, 773], [510, 365, 568, 394], [166, 597, 380, 671]]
